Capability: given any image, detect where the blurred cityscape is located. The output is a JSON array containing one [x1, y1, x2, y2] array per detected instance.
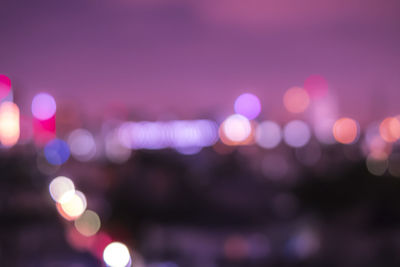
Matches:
[[2, 0, 400, 266], [2, 73, 400, 266]]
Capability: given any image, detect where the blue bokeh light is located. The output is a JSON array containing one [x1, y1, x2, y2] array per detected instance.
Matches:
[[44, 138, 70, 165]]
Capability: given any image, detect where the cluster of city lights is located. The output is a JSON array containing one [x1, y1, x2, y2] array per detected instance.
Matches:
[[3, 73, 400, 264], [117, 120, 218, 153], [1, 73, 400, 177], [48, 176, 132, 266]]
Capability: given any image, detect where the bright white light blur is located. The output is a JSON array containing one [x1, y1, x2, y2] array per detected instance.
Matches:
[[222, 114, 252, 142], [283, 120, 311, 148], [118, 120, 218, 150], [31, 93, 56, 120], [333, 117, 359, 144], [289, 228, 320, 259], [49, 176, 75, 203], [103, 242, 131, 267], [57, 190, 87, 220], [0, 101, 20, 147], [255, 121, 281, 149], [68, 129, 96, 161]]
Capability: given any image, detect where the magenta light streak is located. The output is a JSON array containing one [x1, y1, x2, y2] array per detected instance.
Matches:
[[304, 75, 329, 99], [0, 75, 11, 100]]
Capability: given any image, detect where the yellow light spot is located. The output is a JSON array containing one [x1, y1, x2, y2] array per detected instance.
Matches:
[[74, 210, 101, 237], [57, 191, 87, 221]]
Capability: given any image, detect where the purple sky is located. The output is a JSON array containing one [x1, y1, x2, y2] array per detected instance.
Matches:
[[1, 0, 400, 123]]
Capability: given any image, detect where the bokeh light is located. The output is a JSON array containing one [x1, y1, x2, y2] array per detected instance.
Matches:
[[234, 93, 261, 120], [68, 129, 97, 161], [103, 242, 131, 267], [0, 74, 12, 100], [310, 93, 338, 144], [0, 102, 20, 147], [222, 114, 252, 143], [224, 235, 249, 261], [57, 190, 87, 221], [363, 122, 392, 157], [283, 120, 311, 148], [118, 120, 218, 150], [44, 138, 70, 165], [379, 117, 400, 143], [304, 74, 328, 99], [255, 121, 281, 149], [366, 154, 388, 176], [74, 210, 101, 237], [333, 118, 359, 144], [283, 87, 310, 113], [49, 176, 75, 204], [287, 228, 320, 260], [105, 131, 131, 163], [31, 93, 57, 120]]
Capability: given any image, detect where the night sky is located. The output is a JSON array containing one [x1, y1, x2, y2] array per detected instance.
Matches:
[[1, 0, 400, 122]]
